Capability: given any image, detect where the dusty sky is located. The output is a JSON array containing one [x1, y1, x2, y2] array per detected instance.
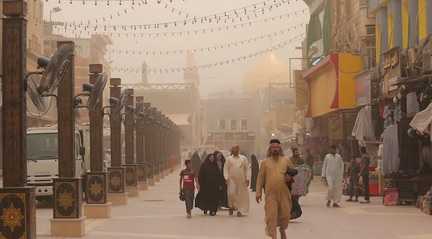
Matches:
[[43, 0, 309, 96]]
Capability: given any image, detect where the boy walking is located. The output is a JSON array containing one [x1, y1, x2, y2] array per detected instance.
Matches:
[[179, 160, 198, 218], [347, 158, 360, 202]]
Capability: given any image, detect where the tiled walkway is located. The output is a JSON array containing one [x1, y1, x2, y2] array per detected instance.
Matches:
[[35, 172, 432, 239]]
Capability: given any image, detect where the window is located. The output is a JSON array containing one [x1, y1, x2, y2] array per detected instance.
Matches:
[[241, 119, 248, 131], [231, 120, 237, 131], [27, 133, 58, 160], [218, 119, 226, 130]]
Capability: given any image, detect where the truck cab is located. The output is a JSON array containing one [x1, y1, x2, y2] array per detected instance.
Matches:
[[26, 126, 87, 199]]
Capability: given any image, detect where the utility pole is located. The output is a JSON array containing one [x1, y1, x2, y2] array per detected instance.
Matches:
[[107, 78, 128, 205], [0, 1, 36, 238], [83, 64, 112, 218]]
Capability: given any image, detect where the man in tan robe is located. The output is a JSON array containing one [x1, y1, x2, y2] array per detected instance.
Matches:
[[256, 139, 294, 239], [224, 145, 250, 217]]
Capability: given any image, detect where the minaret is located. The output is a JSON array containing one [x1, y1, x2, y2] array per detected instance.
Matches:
[[183, 50, 199, 87]]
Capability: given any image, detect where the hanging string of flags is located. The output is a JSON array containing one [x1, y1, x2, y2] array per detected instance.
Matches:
[[58, 0, 295, 30], [111, 33, 304, 75], [54, 9, 307, 38], [45, 0, 185, 6], [106, 24, 305, 56]]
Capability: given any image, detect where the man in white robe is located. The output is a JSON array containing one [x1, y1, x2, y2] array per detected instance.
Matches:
[[321, 145, 345, 208], [224, 145, 250, 216]]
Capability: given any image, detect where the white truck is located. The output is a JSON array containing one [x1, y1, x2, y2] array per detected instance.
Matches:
[[26, 126, 89, 200]]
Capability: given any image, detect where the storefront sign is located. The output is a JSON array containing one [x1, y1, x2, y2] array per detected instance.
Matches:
[[355, 70, 372, 106]]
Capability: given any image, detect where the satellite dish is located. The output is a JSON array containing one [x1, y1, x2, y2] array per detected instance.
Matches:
[[83, 74, 108, 111], [38, 44, 74, 95], [26, 73, 48, 113]]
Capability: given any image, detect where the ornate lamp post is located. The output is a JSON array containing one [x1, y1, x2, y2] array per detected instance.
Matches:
[[143, 103, 155, 186], [135, 97, 148, 191], [83, 64, 112, 218], [124, 89, 139, 197], [0, 1, 36, 238], [50, 41, 86, 237], [107, 78, 128, 205]]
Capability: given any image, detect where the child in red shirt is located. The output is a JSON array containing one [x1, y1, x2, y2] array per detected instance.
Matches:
[[179, 160, 198, 218]]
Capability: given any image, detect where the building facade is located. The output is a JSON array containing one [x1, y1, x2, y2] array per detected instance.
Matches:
[[203, 93, 259, 155]]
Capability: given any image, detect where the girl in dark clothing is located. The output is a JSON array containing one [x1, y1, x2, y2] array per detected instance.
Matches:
[[250, 154, 259, 192], [195, 153, 225, 216]]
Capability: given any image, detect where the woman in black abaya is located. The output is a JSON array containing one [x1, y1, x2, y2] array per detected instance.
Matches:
[[190, 151, 202, 176], [214, 151, 228, 208], [195, 153, 224, 216]]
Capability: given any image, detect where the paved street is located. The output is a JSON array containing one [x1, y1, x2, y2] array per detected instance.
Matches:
[[35, 171, 432, 239]]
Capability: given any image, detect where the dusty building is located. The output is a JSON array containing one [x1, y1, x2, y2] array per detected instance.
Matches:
[[243, 53, 296, 154], [203, 93, 259, 155], [129, 53, 203, 149]]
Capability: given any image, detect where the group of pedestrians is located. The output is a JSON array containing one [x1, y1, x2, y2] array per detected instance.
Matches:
[[179, 145, 251, 218], [179, 140, 316, 239], [321, 145, 371, 208]]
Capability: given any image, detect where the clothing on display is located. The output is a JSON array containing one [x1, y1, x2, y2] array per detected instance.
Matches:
[[410, 102, 432, 134], [406, 92, 420, 117], [352, 106, 376, 145], [382, 125, 400, 175]]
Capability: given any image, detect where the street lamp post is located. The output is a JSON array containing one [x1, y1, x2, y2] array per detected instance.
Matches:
[[107, 78, 128, 205], [0, 1, 36, 238], [51, 41, 86, 237], [143, 103, 155, 186], [83, 64, 112, 218], [124, 89, 139, 197], [135, 97, 148, 191]]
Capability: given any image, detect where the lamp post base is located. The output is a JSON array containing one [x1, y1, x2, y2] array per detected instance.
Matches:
[[138, 181, 148, 191], [0, 187, 36, 239], [50, 217, 86, 237], [127, 186, 140, 197], [83, 202, 112, 218], [108, 193, 128, 206], [148, 177, 155, 186]]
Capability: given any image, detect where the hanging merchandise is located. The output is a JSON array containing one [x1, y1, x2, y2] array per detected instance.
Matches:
[[55, 9, 307, 38], [111, 33, 304, 74], [352, 106, 376, 146], [382, 124, 400, 175], [406, 92, 420, 117], [409, 102, 432, 134], [106, 24, 304, 56]]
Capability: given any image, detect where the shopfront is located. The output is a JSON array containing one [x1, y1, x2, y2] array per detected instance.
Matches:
[[303, 53, 363, 162]]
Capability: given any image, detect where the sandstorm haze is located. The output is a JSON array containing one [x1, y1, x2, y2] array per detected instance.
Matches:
[[43, 0, 309, 96]]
